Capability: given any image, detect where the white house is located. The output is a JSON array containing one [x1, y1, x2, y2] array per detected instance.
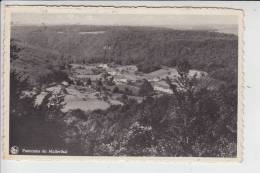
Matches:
[[148, 77, 160, 82], [98, 64, 109, 69], [189, 70, 208, 78], [114, 78, 128, 84], [61, 81, 69, 86], [152, 80, 173, 94], [107, 70, 117, 76], [153, 85, 173, 94]]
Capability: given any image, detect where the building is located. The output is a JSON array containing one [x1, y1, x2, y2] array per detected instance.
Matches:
[[148, 77, 160, 82], [125, 65, 138, 72], [61, 81, 69, 86], [153, 85, 173, 94], [107, 71, 117, 76], [114, 77, 128, 84], [152, 81, 173, 94], [189, 70, 208, 78], [98, 64, 109, 69]]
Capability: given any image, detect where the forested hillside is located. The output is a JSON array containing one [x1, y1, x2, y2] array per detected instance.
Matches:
[[11, 25, 238, 84]]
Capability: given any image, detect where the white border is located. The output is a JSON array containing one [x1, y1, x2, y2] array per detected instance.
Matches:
[[1, 1, 259, 173], [2, 5, 244, 162]]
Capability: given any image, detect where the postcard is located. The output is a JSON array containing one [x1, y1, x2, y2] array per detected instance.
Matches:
[[2, 6, 243, 161]]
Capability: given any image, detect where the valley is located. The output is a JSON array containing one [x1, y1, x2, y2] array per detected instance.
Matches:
[[10, 24, 238, 157], [32, 63, 213, 113], [11, 25, 238, 85]]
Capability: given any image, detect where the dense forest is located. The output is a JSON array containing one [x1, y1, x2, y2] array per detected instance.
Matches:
[[11, 25, 238, 85], [9, 26, 238, 157]]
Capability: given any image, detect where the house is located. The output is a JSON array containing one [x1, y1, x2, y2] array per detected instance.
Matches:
[[153, 85, 173, 94], [114, 65, 137, 74], [189, 70, 208, 78], [152, 81, 173, 94], [114, 78, 128, 84], [116, 84, 141, 96], [125, 65, 138, 72], [98, 64, 109, 69], [147, 68, 177, 80], [148, 77, 160, 82], [61, 81, 69, 87], [107, 71, 117, 76]]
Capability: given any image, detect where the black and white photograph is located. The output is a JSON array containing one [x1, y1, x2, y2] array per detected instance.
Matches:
[[4, 6, 243, 158]]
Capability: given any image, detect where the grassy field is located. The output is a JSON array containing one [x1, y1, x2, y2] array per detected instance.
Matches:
[[62, 85, 122, 112]]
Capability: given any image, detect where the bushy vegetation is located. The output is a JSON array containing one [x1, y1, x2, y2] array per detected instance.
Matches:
[[10, 64, 237, 156], [9, 43, 66, 151], [58, 60, 237, 157], [137, 62, 161, 73], [37, 69, 69, 86], [10, 70, 68, 150], [139, 79, 154, 97]]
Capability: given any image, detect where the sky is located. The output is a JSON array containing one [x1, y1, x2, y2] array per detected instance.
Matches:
[[11, 13, 238, 34]]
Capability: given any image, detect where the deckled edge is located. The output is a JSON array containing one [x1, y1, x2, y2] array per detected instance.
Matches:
[[1, 5, 244, 163]]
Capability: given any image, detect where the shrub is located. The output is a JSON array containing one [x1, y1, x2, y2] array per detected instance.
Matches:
[[37, 70, 69, 86]]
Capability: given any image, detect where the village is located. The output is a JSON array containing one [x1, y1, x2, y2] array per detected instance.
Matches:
[[70, 63, 208, 92], [33, 63, 209, 113]]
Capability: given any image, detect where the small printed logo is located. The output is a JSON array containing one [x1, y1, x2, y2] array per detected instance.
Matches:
[[10, 146, 19, 155]]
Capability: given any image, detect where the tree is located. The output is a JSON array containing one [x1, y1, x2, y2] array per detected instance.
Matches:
[[121, 94, 128, 104], [101, 72, 109, 80], [139, 79, 154, 97], [36, 91, 66, 121], [96, 78, 103, 92], [9, 41, 65, 150], [137, 62, 161, 73], [164, 60, 237, 156], [124, 87, 132, 95], [10, 39, 21, 62], [86, 78, 92, 86], [37, 70, 69, 86], [108, 76, 114, 86], [113, 86, 119, 93], [10, 42, 31, 122], [59, 64, 66, 70], [165, 60, 202, 155]]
